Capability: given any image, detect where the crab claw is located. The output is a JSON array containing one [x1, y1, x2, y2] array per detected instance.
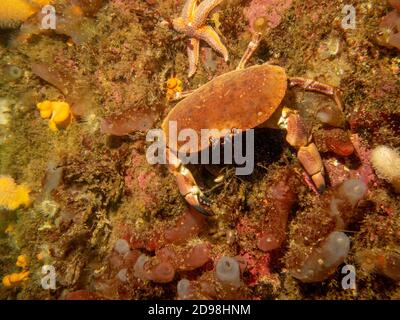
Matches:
[[297, 143, 326, 193], [184, 192, 212, 216], [167, 149, 212, 214], [283, 110, 309, 148], [175, 165, 212, 215]]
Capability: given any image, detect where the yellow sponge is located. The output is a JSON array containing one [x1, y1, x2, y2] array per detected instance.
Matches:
[[0, 0, 36, 28], [0, 176, 31, 210]]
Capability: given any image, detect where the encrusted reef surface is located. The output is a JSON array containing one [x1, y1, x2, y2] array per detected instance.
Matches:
[[0, 0, 399, 300]]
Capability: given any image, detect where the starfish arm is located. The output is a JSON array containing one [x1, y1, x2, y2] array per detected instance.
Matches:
[[181, 0, 198, 21], [193, 0, 224, 28], [195, 25, 228, 61], [187, 37, 200, 77], [172, 16, 188, 34]]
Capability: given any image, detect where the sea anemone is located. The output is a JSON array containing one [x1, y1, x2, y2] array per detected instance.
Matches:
[[370, 145, 400, 192], [80, 112, 100, 135]]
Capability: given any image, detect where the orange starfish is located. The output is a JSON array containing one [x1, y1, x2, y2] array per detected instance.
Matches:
[[173, 0, 229, 77]]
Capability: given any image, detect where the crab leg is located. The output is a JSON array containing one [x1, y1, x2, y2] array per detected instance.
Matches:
[[289, 77, 343, 110], [236, 32, 262, 70], [170, 32, 262, 102], [167, 148, 212, 215], [278, 108, 326, 193], [171, 32, 263, 101]]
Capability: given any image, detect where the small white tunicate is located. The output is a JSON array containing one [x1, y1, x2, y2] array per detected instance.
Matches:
[[116, 268, 128, 282], [133, 254, 150, 281], [215, 256, 241, 288], [291, 231, 350, 283], [177, 279, 191, 299], [339, 179, 367, 207], [322, 231, 351, 266], [114, 239, 130, 255]]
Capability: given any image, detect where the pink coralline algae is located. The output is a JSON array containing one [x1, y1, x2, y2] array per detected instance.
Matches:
[[244, 0, 293, 33], [236, 252, 271, 286], [123, 149, 163, 209]]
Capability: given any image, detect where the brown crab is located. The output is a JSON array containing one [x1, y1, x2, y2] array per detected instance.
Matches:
[[162, 35, 344, 215]]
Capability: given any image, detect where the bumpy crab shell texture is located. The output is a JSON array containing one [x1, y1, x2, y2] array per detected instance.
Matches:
[[162, 64, 288, 153]]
